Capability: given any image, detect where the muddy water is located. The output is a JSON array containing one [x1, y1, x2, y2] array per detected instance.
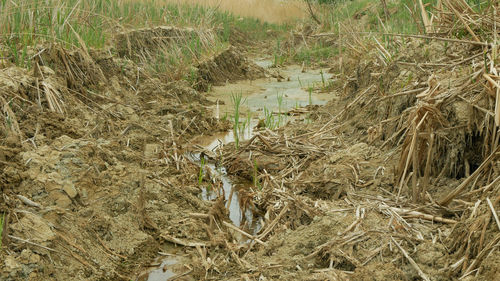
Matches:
[[190, 121, 260, 234], [209, 58, 332, 118], [141, 60, 329, 280], [137, 257, 179, 281]]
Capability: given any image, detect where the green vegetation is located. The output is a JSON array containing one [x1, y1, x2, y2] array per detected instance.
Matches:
[[198, 156, 205, 185], [263, 107, 275, 129], [230, 92, 245, 149], [273, 39, 287, 67], [261, 92, 288, 130], [308, 86, 313, 106], [253, 159, 261, 190], [317, 0, 487, 35], [293, 41, 335, 66], [240, 111, 253, 135], [0, 0, 289, 69]]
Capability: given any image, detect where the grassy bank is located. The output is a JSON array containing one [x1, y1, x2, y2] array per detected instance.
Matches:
[[288, 0, 495, 66], [0, 0, 292, 69]]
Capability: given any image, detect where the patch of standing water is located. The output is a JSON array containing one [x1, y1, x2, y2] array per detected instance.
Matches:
[[137, 256, 183, 281], [189, 120, 262, 236], [254, 58, 274, 69], [210, 58, 333, 117]]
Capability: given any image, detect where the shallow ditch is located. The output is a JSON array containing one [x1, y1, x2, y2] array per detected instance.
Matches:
[[137, 58, 331, 281]]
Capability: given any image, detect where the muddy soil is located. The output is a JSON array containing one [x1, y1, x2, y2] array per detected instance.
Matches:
[[1, 20, 499, 281], [0, 32, 236, 281]]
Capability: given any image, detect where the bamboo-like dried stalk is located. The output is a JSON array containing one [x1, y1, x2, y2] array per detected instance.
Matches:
[[418, 0, 433, 33]]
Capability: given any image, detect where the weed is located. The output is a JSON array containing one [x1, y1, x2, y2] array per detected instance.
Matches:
[[276, 91, 286, 126], [293, 42, 333, 66], [185, 67, 198, 86], [253, 160, 261, 190], [231, 92, 245, 149], [263, 106, 276, 129], [262, 93, 288, 130], [240, 111, 252, 136], [273, 39, 287, 67], [198, 156, 205, 185]]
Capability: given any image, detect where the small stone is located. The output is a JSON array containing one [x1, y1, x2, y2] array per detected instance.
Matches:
[[80, 188, 88, 200], [48, 190, 72, 208], [55, 194, 72, 208], [62, 183, 78, 198]]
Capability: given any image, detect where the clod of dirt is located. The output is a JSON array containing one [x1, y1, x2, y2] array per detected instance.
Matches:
[[10, 213, 56, 244], [195, 46, 266, 91]]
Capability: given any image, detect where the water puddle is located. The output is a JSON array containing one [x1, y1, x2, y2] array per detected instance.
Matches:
[[209, 58, 332, 117], [137, 256, 183, 281], [189, 121, 261, 235]]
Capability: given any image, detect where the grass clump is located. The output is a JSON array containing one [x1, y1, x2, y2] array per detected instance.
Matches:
[[230, 92, 245, 149], [293, 41, 335, 66]]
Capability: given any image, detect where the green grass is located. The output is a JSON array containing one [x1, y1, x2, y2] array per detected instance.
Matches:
[[273, 39, 287, 67], [0, 0, 290, 69], [263, 107, 275, 129], [318, 0, 429, 34], [308, 86, 313, 106], [261, 93, 287, 130], [318, 0, 490, 36], [239, 111, 252, 135], [253, 159, 261, 190], [293, 41, 335, 66], [230, 92, 245, 149], [198, 156, 205, 185]]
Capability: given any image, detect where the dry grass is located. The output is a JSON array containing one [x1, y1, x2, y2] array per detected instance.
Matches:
[[154, 0, 308, 23]]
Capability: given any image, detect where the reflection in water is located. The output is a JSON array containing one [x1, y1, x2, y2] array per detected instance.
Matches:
[[146, 258, 178, 281], [210, 58, 332, 118], [136, 257, 179, 281], [190, 120, 262, 236]]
